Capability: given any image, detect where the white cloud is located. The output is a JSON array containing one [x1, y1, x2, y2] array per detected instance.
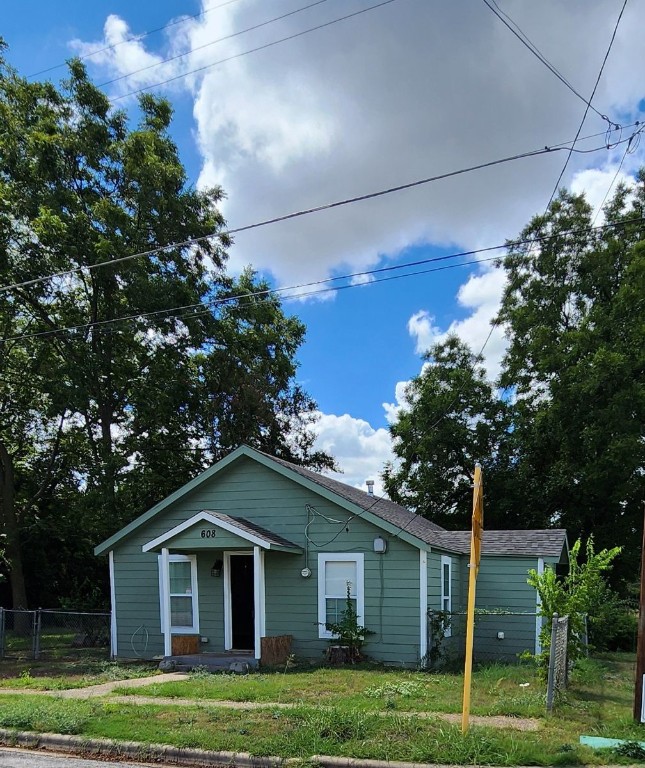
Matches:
[[312, 411, 394, 495], [73, 1, 645, 288], [570, 165, 636, 223], [407, 310, 441, 355], [407, 267, 508, 381]]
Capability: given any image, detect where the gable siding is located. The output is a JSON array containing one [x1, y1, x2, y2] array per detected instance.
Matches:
[[111, 456, 422, 665]]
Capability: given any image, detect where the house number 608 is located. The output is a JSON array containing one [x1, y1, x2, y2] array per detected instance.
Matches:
[[200, 529, 216, 538]]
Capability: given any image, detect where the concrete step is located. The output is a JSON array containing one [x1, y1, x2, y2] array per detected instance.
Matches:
[[159, 652, 259, 673]]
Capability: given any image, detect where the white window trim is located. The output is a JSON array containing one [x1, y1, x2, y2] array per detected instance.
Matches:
[[419, 550, 428, 665], [440, 555, 452, 638], [159, 553, 200, 635], [317, 553, 364, 640], [535, 557, 545, 654]]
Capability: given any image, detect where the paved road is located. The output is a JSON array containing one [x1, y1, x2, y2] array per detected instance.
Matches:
[[0, 748, 156, 767]]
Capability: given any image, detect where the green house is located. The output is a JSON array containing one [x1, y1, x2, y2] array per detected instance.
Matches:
[[95, 445, 568, 667]]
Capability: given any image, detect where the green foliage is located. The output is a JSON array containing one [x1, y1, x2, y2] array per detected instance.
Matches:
[[383, 336, 515, 529], [426, 609, 452, 668], [324, 584, 374, 661], [527, 536, 621, 668], [0, 51, 332, 608], [497, 186, 645, 585]]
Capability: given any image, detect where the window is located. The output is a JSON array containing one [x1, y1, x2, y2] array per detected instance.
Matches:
[[440, 555, 452, 637], [318, 553, 364, 639], [159, 554, 199, 634]]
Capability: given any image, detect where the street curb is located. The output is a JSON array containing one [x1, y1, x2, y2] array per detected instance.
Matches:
[[0, 729, 295, 767]]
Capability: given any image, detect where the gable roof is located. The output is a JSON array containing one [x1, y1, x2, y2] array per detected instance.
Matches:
[[141, 510, 302, 554], [94, 444, 566, 560], [95, 444, 442, 555], [428, 529, 568, 558]]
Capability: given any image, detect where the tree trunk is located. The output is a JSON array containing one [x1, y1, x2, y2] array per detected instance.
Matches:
[[0, 438, 29, 609]]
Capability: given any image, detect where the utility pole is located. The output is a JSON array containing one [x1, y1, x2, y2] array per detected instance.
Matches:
[[634, 501, 645, 722]]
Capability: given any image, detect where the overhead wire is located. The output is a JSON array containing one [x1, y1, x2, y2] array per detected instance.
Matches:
[[389, 1, 633, 541], [545, 0, 628, 209], [2, 215, 643, 345], [481, 0, 615, 127], [1, 123, 638, 297], [26, 0, 244, 79], [590, 129, 640, 227], [98, 0, 333, 89], [108, 0, 400, 103]]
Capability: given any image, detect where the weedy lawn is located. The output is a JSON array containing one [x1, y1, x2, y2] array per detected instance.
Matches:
[[0, 653, 641, 765], [0, 659, 159, 690]]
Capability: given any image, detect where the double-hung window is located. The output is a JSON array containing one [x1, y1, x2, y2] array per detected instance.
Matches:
[[318, 553, 364, 639], [159, 554, 199, 634], [440, 554, 452, 637]]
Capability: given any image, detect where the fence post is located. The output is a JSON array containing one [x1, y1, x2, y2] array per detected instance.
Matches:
[[0, 608, 4, 659], [34, 608, 42, 660], [546, 612, 559, 713]]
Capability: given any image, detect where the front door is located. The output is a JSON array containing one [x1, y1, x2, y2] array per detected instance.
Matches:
[[230, 554, 254, 650]]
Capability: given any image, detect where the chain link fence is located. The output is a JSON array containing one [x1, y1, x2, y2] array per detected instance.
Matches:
[[428, 609, 541, 667], [546, 613, 569, 711], [0, 608, 111, 661]]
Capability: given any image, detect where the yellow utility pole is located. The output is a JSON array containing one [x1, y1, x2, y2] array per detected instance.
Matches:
[[462, 462, 483, 734]]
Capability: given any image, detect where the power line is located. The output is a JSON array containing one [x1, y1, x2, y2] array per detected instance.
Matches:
[[590, 131, 639, 227], [98, 0, 332, 89], [481, 0, 615, 126], [3, 216, 641, 345], [1, 125, 636, 297], [108, 0, 400, 103], [546, 0, 628, 209], [27, 0, 244, 79], [401, 0, 633, 536]]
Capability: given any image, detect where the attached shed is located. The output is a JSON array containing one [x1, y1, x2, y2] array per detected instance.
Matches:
[[95, 445, 568, 667]]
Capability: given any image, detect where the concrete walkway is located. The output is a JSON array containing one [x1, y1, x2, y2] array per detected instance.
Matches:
[[0, 673, 539, 731]]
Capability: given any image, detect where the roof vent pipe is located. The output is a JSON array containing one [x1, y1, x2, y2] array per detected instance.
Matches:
[[366, 480, 374, 496]]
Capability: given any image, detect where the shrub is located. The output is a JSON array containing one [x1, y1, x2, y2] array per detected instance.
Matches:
[[527, 536, 621, 671]]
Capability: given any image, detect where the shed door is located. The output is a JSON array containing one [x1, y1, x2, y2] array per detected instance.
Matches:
[[230, 555, 254, 649]]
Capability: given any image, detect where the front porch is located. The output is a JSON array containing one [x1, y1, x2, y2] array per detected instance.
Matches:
[[142, 510, 302, 663]]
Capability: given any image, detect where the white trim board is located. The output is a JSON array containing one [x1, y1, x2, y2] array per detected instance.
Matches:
[[535, 557, 545, 655], [440, 555, 452, 638], [158, 553, 200, 646], [419, 550, 428, 665], [317, 552, 365, 640], [144, 511, 270, 553], [108, 551, 117, 659]]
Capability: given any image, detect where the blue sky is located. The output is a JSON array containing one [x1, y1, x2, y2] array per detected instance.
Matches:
[[3, 0, 644, 487]]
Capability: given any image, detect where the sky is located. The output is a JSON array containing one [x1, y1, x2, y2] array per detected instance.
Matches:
[[2, 0, 644, 491]]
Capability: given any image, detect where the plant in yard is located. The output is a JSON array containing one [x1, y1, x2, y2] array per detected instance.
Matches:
[[528, 536, 621, 672], [426, 609, 452, 668], [324, 584, 373, 662]]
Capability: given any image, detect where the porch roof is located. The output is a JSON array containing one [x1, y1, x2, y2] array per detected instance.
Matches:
[[142, 510, 303, 554]]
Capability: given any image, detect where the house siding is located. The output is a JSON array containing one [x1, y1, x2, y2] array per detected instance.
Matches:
[[112, 456, 423, 666]]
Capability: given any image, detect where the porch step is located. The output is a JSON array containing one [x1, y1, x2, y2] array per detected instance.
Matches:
[[159, 652, 258, 673]]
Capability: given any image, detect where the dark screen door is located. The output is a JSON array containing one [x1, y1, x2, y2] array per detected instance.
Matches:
[[230, 555, 254, 650]]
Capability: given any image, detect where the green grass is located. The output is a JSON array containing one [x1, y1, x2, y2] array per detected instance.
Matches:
[[115, 661, 546, 717], [0, 654, 641, 765], [0, 659, 159, 690]]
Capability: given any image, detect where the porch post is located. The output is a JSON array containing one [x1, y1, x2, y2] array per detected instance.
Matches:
[[253, 546, 265, 660], [161, 547, 172, 657]]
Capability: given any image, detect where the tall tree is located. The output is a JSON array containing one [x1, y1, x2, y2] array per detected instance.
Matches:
[[383, 336, 515, 529], [0, 48, 331, 608], [497, 182, 645, 582]]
